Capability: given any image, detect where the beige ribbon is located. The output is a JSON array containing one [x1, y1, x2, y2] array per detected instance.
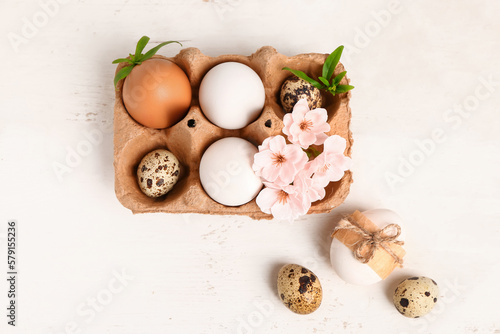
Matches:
[[332, 215, 405, 266]]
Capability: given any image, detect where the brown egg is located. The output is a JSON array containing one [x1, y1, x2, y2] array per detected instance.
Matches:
[[123, 59, 191, 129]]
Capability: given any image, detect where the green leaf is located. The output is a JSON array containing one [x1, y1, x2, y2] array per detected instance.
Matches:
[[112, 37, 184, 88], [322, 45, 344, 81], [134, 36, 150, 59], [305, 149, 314, 159], [139, 41, 182, 62], [282, 67, 324, 89], [335, 84, 354, 94], [114, 65, 134, 88], [304, 146, 322, 159], [112, 58, 133, 64], [332, 71, 347, 86], [318, 76, 330, 87]]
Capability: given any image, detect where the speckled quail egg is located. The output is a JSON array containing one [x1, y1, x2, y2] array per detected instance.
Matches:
[[137, 149, 180, 198], [280, 76, 323, 113], [393, 276, 439, 318], [277, 264, 322, 314]]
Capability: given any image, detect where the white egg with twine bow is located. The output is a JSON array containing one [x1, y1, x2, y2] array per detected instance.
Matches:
[[330, 209, 406, 285]]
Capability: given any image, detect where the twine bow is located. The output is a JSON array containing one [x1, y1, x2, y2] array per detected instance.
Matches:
[[333, 215, 405, 266]]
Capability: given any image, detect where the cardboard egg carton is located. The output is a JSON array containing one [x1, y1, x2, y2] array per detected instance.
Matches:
[[113, 46, 353, 220]]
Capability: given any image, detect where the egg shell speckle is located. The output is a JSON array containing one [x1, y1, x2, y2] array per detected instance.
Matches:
[[393, 276, 439, 318], [280, 76, 323, 113], [277, 264, 322, 315], [137, 149, 180, 198]]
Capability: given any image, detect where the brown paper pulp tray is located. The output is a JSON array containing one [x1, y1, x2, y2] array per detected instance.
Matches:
[[113, 46, 353, 220]]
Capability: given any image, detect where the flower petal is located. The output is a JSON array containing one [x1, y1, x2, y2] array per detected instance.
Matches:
[[278, 164, 297, 184], [292, 171, 307, 190], [304, 160, 317, 177], [288, 192, 309, 217], [253, 150, 273, 169], [261, 164, 280, 183], [271, 202, 294, 221], [312, 173, 330, 188], [305, 108, 328, 125], [312, 185, 326, 202], [256, 188, 279, 214], [289, 122, 302, 138], [332, 154, 352, 171], [311, 122, 331, 134], [313, 133, 329, 146], [258, 137, 272, 151], [309, 153, 325, 174], [325, 163, 345, 182], [291, 99, 309, 122], [283, 144, 307, 165], [262, 181, 281, 190], [324, 135, 347, 154], [269, 135, 286, 153], [298, 131, 316, 148], [282, 114, 293, 137]]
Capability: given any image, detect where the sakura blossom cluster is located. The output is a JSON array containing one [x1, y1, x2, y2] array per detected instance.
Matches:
[[252, 99, 352, 221]]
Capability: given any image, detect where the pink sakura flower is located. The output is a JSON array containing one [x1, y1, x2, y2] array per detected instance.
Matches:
[[310, 135, 352, 187], [294, 162, 326, 203], [283, 99, 331, 149], [252, 135, 308, 186], [256, 182, 309, 221]]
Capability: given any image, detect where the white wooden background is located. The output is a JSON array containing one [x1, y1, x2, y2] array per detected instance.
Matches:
[[1, 0, 499, 333]]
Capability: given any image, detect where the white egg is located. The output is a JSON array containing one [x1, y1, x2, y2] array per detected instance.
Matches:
[[330, 209, 406, 285], [199, 62, 265, 130], [199, 137, 263, 206]]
